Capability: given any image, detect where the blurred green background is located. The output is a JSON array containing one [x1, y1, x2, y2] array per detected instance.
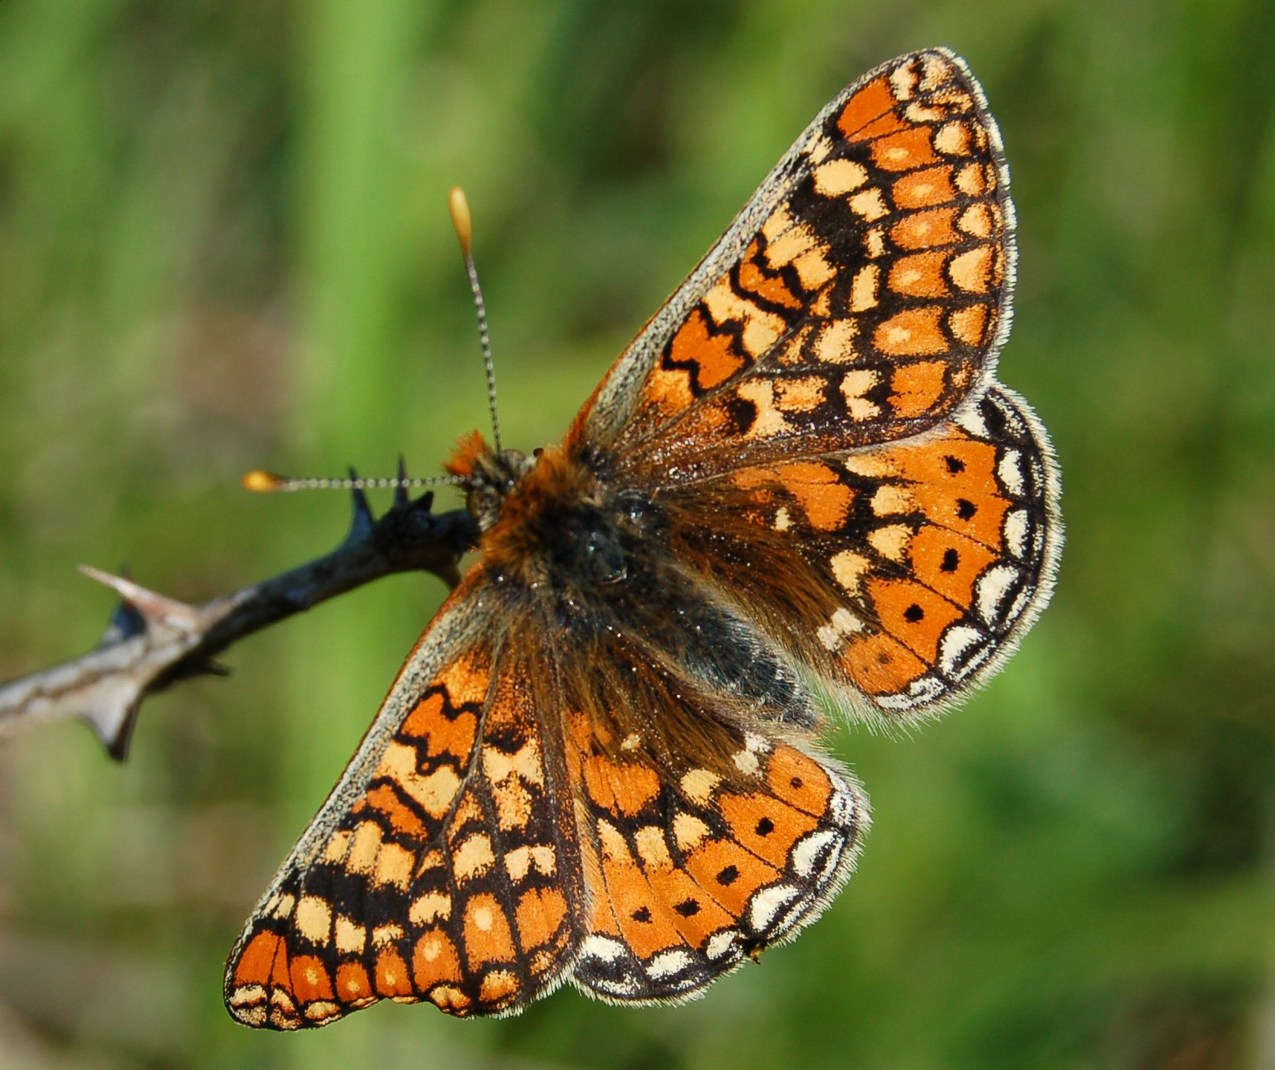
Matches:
[[2, 1, 1273, 1068]]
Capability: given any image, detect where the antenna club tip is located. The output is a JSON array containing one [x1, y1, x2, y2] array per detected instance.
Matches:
[[448, 186, 473, 253], [242, 469, 288, 493]]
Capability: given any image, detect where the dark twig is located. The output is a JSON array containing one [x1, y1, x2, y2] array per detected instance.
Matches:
[[0, 487, 478, 761]]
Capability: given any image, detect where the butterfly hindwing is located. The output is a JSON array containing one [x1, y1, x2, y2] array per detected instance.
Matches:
[[535, 613, 868, 1004], [570, 723, 866, 1003], [659, 383, 1060, 720]]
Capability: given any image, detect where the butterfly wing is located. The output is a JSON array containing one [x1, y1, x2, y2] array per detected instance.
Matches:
[[567, 712, 866, 1004], [224, 575, 587, 1028], [660, 384, 1060, 719], [573, 48, 1016, 482], [524, 587, 869, 1004]]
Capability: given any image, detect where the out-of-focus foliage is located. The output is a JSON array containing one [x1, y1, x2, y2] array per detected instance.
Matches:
[[1, 2, 1272, 1068]]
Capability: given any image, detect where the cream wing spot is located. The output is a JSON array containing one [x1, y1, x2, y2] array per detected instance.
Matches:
[[375, 840, 415, 890], [818, 607, 864, 651], [635, 826, 673, 869], [848, 188, 889, 222], [733, 747, 761, 777], [955, 162, 988, 196], [504, 843, 557, 881], [997, 448, 1026, 495], [373, 923, 404, 946], [379, 740, 462, 817], [948, 245, 992, 293], [1003, 508, 1032, 559], [938, 624, 989, 676], [903, 101, 945, 124], [814, 320, 858, 364], [812, 157, 869, 195], [645, 949, 696, 981], [453, 833, 496, 882], [977, 564, 1027, 626], [805, 131, 836, 165], [705, 931, 739, 962], [672, 813, 711, 849], [791, 829, 843, 880], [702, 283, 785, 358], [868, 523, 912, 561], [933, 120, 970, 155], [322, 830, 352, 864], [482, 739, 545, 785], [887, 64, 913, 97], [871, 484, 911, 514], [850, 264, 879, 312], [760, 207, 836, 290], [735, 380, 794, 438], [408, 892, 451, 926], [840, 368, 882, 421], [335, 915, 368, 954], [347, 821, 383, 875], [304, 1000, 340, 1024], [681, 769, 720, 805], [596, 819, 631, 860], [775, 375, 828, 413], [746, 883, 801, 935], [841, 453, 892, 478], [831, 550, 871, 593], [958, 203, 993, 238], [295, 896, 332, 944]]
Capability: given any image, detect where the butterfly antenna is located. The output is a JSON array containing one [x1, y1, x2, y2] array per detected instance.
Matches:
[[244, 191, 498, 497], [449, 187, 502, 454], [242, 469, 459, 493]]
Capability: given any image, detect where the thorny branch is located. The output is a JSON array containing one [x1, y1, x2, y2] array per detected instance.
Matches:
[[0, 481, 477, 760]]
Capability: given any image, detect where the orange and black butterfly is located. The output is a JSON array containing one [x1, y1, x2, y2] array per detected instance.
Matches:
[[225, 48, 1061, 1028]]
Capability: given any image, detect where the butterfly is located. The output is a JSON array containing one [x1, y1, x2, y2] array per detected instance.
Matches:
[[224, 48, 1060, 1028]]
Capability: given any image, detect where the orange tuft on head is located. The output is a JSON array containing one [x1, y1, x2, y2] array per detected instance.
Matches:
[[445, 430, 490, 478]]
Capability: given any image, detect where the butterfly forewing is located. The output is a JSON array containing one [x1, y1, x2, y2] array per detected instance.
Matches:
[[225, 580, 587, 1027], [575, 49, 1014, 482]]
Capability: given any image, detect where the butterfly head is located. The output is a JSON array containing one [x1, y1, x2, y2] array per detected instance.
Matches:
[[444, 429, 536, 532]]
